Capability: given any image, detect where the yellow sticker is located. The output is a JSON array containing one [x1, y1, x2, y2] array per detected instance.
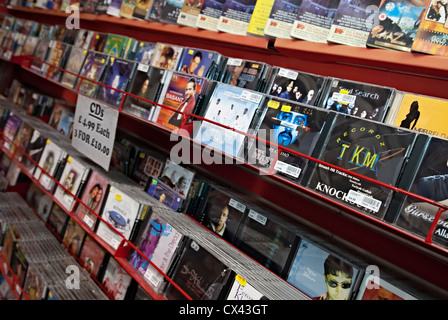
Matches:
[[83, 50, 87, 54], [267, 100, 280, 109], [235, 274, 246, 287], [102, 59, 105, 64], [115, 194, 122, 201], [252, 64, 259, 69], [67, 157, 71, 163], [110, 57, 114, 63], [188, 49, 194, 55], [139, 152, 145, 158], [140, 42, 144, 47], [281, 105, 291, 112], [46, 139, 50, 144]]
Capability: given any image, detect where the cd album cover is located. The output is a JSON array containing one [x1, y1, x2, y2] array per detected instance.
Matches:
[[392, 136, 448, 248], [9, 120, 33, 156], [102, 258, 133, 300], [290, 0, 340, 42], [177, 47, 220, 79], [89, 32, 108, 52], [217, 0, 257, 35], [287, 239, 360, 300], [200, 186, 248, 244], [146, 178, 185, 211], [79, 235, 107, 278], [53, 156, 89, 212], [264, 0, 303, 39], [150, 43, 183, 71], [366, 0, 429, 52], [59, 47, 87, 89], [196, 0, 226, 31], [159, 159, 195, 197], [2, 113, 22, 151], [34, 139, 66, 191], [327, 0, 383, 47], [95, 58, 136, 108], [356, 273, 418, 300], [103, 34, 134, 58], [225, 275, 266, 300], [48, 103, 74, 137], [62, 218, 87, 256], [320, 78, 395, 122], [29, 40, 50, 75], [77, 51, 109, 98], [131, 149, 165, 187], [235, 206, 300, 276], [159, 0, 185, 24], [220, 58, 270, 92], [412, 0, 448, 56], [194, 83, 264, 158], [245, 97, 331, 185], [74, 170, 109, 231], [96, 185, 142, 249], [44, 41, 71, 82], [306, 115, 417, 218], [133, 41, 157, 64], [133, 0, 153, 18], [177, 0, 206, 27], [153, 71, 207, 134], [266, 67, 327, 106], [74, 30, 94, 50], [122, 66, 170, 122], [17, 128, 47, 175], [47, 203, 69, 238], [129, 211, 184, 293], [25, 182, 53, 221], [165, 239, 232, 300], [385, 92, 448, 139]]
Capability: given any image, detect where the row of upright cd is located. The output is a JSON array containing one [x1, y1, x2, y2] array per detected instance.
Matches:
[[0, 96, 437, 300]]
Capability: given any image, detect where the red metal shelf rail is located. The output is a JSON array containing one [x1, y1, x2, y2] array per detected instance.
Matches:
[[0, 132, 193, 300], [3, 43, 448, 295]]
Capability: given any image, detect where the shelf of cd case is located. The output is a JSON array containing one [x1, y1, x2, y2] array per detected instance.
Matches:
[[0, 249, 29, 300], [5, 52, 448, 293], [5, 5, 272, 55], [11, 52, 448, 251], [0, 134, 192, 300]]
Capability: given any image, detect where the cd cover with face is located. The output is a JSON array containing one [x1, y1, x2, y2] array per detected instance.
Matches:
[[286, 239, 360, 300], [53, 156, 90, 212], [33, 139, 66, 191], [193, 83, 264, 159], [306, 114, 417, 219], [320, 78, 395, 123], [122, 66, 170, 121], [153, 71, 207, 134], [392, 136, 448, 248], [146, 178, 185, 211], [177, 47, 220, 79], [59, 47, 87, 89], [9, 120, 34, 156], [17, 127, 47, 176], [159, 159, 195, 197], [95, 185, 142, 249], [220, 58, 270, 92], [79, 235, 107, 278], [74, 170, 109, 231], [128, 211, 184, 293], [150, 43, 183, 71], [48, 103, 74, 138], [74, 30, 94, 50], [95, 58, 136, 108], [165, 239, 232, 300], [266, 67, 327, 107], [244, 97, 332, 185], [62, 218, 87, 256], [77, 51, 109, 98], [200, 186, 248, 245]]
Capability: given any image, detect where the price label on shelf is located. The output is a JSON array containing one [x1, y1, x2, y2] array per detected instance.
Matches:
[[72, 95, 118, 171]]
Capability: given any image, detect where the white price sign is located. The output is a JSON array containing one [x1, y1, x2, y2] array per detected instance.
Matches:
[[72, 95, 118, 171]]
